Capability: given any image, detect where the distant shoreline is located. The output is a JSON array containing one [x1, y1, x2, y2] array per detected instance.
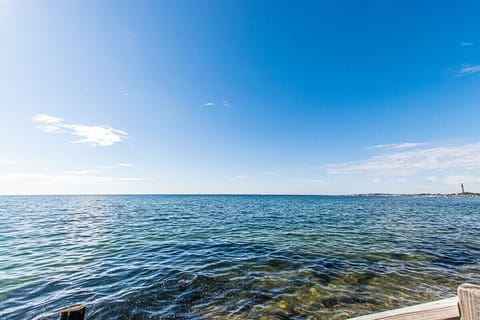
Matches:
[[353, 192, 480, 198]]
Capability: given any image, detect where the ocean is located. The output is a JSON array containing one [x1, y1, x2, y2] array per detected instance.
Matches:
[[1, 195, 480, 319]]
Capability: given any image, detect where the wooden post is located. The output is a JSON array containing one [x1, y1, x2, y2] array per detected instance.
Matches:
[[59, 304, 86, 320], [458, 283, 480, 320]]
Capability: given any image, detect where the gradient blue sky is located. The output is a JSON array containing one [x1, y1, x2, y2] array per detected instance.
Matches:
[[1, 0, 480, 194]]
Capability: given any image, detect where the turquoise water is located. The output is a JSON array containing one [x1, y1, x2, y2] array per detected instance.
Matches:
[[1, 195, 480, 319]]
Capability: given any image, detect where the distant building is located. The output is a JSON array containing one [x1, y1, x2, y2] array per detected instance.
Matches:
[[461, 183, 465, 193]]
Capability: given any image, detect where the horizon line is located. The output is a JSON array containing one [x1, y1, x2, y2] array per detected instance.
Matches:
[[0, 192, 473, 197]]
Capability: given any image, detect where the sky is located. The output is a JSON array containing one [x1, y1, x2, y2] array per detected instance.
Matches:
[[1, 0, 480, 195]]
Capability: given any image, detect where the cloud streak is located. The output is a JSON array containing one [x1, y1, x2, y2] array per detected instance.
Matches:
[[98, 163, 134, 169], [367, 142, 423, 150], [458, 65, 480, 76], [0, 172, 144, 185], [0, 158, 15, 165], [233, 175, 248, 179], [118, 163, 134, 167], [327, 142, 480, 176], [63, 170, 98, 175], [33, 114, 127, 147], [205, 100, 230, 107]]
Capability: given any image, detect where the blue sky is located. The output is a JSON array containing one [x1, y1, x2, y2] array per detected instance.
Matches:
[[1, 0, 480, 194]]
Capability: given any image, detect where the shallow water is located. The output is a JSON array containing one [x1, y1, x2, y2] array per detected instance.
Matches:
[[1, 195, 479, 319]]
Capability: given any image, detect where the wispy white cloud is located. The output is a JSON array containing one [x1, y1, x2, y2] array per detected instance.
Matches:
[[372, 178, 381, 183], [65, 124, 127, 146], [460, 42, 474, 46], [118, 163, 134, 167], [98, 165, 116, 169], [367, 142, 423, 150], [98, 163, 134, 169], [205, 101, 229, 107], [33, 114, 64, 133], [0, 158, 15, 165], [33, 114, 63, 124], [263, 172, 275, 175], [288, 177, 324, 183], [233, 175, 248, 179], [33, 114, 127, 147], [458, 65, 480, 76], [63, 170, 98, 175], [327, 142, 480, 176]]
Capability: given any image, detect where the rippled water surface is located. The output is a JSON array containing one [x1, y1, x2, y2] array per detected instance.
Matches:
[[1, 195, 480, 319]]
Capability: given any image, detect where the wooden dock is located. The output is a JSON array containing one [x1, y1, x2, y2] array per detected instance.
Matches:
[[349, 297, 459, 320], [349, 283, 480, 320]]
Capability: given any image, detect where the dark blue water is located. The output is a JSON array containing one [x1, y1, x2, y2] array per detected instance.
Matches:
[[1, 195, 480, 319]]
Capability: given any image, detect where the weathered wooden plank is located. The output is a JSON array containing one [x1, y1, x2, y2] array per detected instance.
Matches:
[[59, 304, 86, 320], [458, 283, 480, 320], [348, 296, 459, 320]]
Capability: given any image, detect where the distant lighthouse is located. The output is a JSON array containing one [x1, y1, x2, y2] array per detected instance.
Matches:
[[461, 183, 465, 194]]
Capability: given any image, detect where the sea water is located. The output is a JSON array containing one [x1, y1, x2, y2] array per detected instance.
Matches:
[[1, 195, 480, 319]]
